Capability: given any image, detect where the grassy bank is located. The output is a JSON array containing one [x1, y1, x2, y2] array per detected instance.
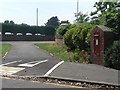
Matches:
[[0, 44, 12, 58], [35, 43, 74, 62]]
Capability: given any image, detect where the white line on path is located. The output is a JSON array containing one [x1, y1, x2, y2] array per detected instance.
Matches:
[[0, 60, 22, 66], [0, 66, 25, 75], [3, 52, 8, 58], [18, 59, 48, 67], [44, 61, 64, 77]]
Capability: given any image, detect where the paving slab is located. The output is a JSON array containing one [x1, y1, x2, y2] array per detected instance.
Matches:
[[50, 62, 120, 86]]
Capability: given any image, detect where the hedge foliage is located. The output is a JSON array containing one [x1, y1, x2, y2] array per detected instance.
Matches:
[[64, 23, 94, 51], [104, 40, 120, 70], [2, 23, 55, 36], [64, 28, 76, 50], [55, 24, 71, 38]]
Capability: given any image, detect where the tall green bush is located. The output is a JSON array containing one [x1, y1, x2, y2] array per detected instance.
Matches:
[[55, 24, 71, 38], [64, 23, 94, 51], [64, 28, 76, 50], [104, 40, 120, 70]]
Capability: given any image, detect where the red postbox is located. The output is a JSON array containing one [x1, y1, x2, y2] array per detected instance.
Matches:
[[90, 25, 114, 65], [94, 32, 100, 55]]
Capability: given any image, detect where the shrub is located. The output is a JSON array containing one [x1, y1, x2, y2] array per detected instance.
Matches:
[[72, 28, 89, 50], [72, 50, 90, 63], [55, 24, 71, 38], [64, 23, 94, 51], [64, 28, 76, 50], [104, 40, 120, 70]]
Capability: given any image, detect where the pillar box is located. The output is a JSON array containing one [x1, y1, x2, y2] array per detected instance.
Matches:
[[90, 25, 114, 65]]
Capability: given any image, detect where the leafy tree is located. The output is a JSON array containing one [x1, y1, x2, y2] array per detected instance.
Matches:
[[4, 20, 9, 24], [10, 20, 15, 24], [45, 16, 60, 29], [90, 0, 120, 38], [75, 12, 89, 23]]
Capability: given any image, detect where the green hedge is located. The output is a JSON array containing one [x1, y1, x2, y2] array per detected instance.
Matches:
[[64, 28, 76, 50], [104, 40, 120, 70], [55, 24, 71, 38], [64, 23, 94, 51]]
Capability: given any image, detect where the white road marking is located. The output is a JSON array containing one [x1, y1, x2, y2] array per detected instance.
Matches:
[[0, 60, 22, 66], [18, 59, 48, 67], [3, 52, 8, 58], [0, 66, 25, 75], [44, 61, 64, 77]]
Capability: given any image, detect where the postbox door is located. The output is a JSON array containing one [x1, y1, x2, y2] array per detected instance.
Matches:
[[94, 32, 100, 54]]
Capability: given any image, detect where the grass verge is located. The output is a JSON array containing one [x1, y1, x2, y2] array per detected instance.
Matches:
[[35, 43, 74, 62], [0, 44, 12, 58]]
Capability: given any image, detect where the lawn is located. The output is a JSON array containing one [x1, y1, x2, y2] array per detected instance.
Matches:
[[0, 44, 12, 58], [35, 43, 74, 62]]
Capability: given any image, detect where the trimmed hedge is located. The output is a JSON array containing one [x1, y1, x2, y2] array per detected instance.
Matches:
[[64, 23, 94, 51], [64, 28, 76, 50]]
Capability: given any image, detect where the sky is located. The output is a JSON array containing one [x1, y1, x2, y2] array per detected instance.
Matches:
[[0, 0, 99, 26]]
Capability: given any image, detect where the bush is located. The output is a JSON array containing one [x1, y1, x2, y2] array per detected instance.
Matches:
[[64, 23, 94, 51], [72, 50, 90, 63], [72, 28, 89, 50], [64, 28, 76, 50], [55, 24, 71, 38], [63, 23, 94, 63], [104, 40, 120, 70]]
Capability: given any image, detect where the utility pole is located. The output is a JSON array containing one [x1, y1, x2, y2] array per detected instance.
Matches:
[[77, 0, 79, 15], [76, 0, 79, 22], [36, 8, 38, 26]]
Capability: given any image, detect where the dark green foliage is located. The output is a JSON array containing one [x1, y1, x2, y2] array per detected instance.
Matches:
[[10, 20, 15, 24], [43, 26, 55, 36], [56, 24, 71, 38], [105, 10, 120, 38], [45, 16, 60, 29], [4, 20, 9, 24], [2, 22, 55, 36], [104, 40, 120, 70], [90, 1, 120, 39]]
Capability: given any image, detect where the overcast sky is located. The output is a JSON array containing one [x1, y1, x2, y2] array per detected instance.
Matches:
[[0, 0, 99, 26]]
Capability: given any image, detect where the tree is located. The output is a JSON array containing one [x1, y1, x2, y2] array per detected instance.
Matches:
[[45, 16, 60, 29], [4, 20, 9, 24], [10, 20, 15, 24], [75, 12, 89, 23], [90, 0, 120, 38]]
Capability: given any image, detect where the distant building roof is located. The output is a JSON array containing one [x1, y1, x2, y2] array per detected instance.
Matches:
[[95, 25, 112, 32]]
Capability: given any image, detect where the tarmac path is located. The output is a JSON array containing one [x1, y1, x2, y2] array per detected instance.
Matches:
[[0, 41, 119, 88]]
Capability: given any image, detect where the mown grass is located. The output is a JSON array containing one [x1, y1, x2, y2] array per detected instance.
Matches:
[[35, 43, 74, 62], [0, 44, 12, 58]]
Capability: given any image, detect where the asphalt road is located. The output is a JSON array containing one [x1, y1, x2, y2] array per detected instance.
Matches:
[[1, 41, 119, 88], [1, 41, 60, 76]]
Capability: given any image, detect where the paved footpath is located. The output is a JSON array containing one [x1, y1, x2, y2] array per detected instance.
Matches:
[[0, 41, 120, 87]]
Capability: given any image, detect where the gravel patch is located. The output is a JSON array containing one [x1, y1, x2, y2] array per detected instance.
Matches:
[[1, 75, 120, 90]]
